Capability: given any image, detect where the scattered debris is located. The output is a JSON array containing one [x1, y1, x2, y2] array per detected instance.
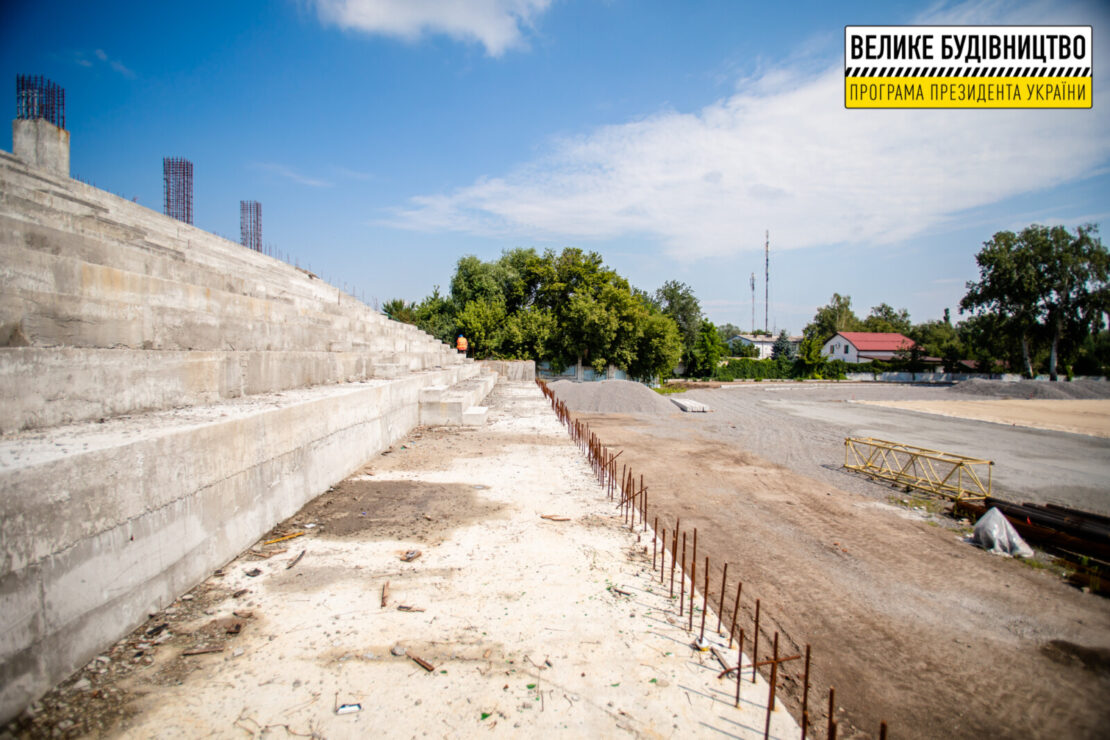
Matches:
[[286, 550, 306, 570], [401, 550, 422, 562], [145, 623, 168, 637], [248, 548, 286, 559], [610, 586, 631, 596], [390, 645, 407, 657], [335, 703, 362, 715], [397, 605, 426, 612], [182, 647, 224, 657], [225, 622, 243, 636], [971, 508, 1035, 558], [233, 610, 253, 619], [263, 532, 304, 546], [232, 589, 249, 598], [381, 581, 390, 608], [410, 654, 435, 672], [541, 514, 570, 522], [244, 568, 262, 578]]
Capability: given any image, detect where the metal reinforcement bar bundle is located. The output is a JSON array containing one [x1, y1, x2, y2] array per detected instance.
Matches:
[[956, 497, 1110, 592], [535, 378, 893, 740]]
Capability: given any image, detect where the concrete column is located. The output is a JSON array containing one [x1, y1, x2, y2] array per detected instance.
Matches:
[[12, 118, 69, 178]]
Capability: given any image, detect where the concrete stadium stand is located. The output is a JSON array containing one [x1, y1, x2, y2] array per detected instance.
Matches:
[[0, 145, 494, 722]]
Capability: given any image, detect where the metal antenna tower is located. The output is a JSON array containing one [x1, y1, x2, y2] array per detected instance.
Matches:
[[750, 272, 756, 333], [16, 75, 65, 129], [764, 230, 770, 335], [240, 200, 262, 251], [163, 157, 193, 224]]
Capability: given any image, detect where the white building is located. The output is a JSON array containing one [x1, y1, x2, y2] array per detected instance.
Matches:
[[731, 333, 802, 360], [821, 332, 914, 363]]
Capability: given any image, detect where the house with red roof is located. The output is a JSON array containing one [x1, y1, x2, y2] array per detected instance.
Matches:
[[821, 332, 915, 363]]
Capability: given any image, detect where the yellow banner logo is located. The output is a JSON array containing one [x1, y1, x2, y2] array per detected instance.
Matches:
[[845, 26, 1092, 109]]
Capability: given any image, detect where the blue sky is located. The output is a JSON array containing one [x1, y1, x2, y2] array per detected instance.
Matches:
[[2, 0, 1108, 334]]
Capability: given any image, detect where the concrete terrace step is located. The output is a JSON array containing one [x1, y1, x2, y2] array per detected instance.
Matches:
[[0, 225, 449, 354], [0, 368, 470, 722], [0, 347, 481, 433], [418, 371, 498, 426], [0, 157, 456, 358]]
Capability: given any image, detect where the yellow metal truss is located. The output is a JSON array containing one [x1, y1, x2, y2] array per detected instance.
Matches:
[[843, 437, 992, 502]]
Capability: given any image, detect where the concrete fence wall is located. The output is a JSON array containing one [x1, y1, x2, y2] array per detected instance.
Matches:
[[478, 360, 536, 381]]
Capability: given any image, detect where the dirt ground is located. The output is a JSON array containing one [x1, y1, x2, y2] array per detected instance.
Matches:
[[572, 382, 1110, 739], [3, 382, 800, 740], [859, 398, 1110, 438]]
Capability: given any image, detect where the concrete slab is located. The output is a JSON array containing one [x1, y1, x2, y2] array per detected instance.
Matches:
[[671, 397, 711, 413]]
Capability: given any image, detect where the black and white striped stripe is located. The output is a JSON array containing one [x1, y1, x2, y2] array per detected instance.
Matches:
[[844, 66, 1091, 77]]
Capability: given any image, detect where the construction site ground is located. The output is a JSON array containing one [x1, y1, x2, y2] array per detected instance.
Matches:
[[574, 381, 1110, 739], [8, 380, 1110, 739], [4, 382, 798, 740]]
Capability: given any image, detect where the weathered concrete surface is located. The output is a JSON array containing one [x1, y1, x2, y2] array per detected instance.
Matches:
[[0, 147, 489, 723], [4, 382, 800, 739], [0, 347, 461, 433], [418, 372, 498, 426], [12, 119, 68, 178], [478, 359, 536, 380], [0, 369, 481, 723]]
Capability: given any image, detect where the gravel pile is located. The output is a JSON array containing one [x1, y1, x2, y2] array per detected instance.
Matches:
[[548, 379, 677, 414], [948, 378, 1110, 400]]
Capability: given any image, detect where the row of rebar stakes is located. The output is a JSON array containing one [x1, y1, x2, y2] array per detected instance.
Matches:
[[534, 380, 889, 739]]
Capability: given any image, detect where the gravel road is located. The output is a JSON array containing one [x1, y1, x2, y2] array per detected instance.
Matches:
[[683, 382, 1110, 515]]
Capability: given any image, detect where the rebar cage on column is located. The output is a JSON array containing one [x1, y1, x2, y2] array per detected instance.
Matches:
[[240, 200, 261, 251], [163, 157, 193, 224], [16, 75, 65, 129]]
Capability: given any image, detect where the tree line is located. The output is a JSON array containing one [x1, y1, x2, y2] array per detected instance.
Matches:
[[385, 223, 1108, 381], [383, 248, 685, 381]]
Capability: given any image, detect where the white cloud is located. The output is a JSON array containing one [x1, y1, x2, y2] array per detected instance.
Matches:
[[387, 0, 1110, 259], [312, 0, 552, 56], [255, 163, 333, 188], [76, 49, 135, 78]]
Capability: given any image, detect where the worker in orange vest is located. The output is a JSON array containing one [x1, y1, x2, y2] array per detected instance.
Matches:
[[456, 335, 468, 355]]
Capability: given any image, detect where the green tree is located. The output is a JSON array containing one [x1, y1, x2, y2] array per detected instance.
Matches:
[[627, 304, 683, 381], [500, 307, 555, 360], [961, 224, 1109, 380], [455, 297, 507, 359], [687, 319, 727, 377], [796, 334, 825, 367], [413, 286, 456, 343], [863, 303, 912, 334], [731, 340, 759, 358], [960, 229, 1044, 377], [382, 298, 417, 325], [803, 293, 862, 345], [958, 312, 1009, 374], [655, 280, 702, 356], [716, 322, 743, 346], [1034, 224, 1109, 380], [771, 329, 796, 360], [429, 247, 685, 378]]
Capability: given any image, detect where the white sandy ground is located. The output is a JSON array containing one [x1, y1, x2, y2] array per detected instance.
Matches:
[[856, 398, 1110, 439], [97, 382, 798, 739]]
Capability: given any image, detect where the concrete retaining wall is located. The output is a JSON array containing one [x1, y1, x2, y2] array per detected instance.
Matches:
[[478, 360, 536, 381], [0, 371, 472, 721], [0, 145, 490, 722]]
